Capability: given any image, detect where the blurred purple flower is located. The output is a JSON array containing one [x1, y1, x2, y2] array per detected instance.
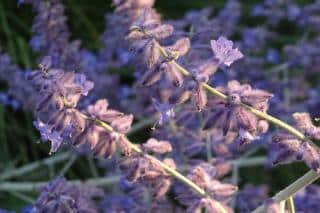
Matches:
[[32, 177, 103, 213]]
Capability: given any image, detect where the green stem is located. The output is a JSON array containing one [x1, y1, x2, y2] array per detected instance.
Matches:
[[287, 196, 296, 213], [230, 157, 266, 167], [0, 152, 70, 180], [58, 155, 77, 177], [0, 177, 119, 192], [148, 31, 320, 212], [87, 157, 99, 177], [9, 191, 35, 203], [0, 157, 265, 192], [155, 39, 307, 141], [128, 116, 155, 135], [95, 121, 228, 213], [206, 133, 213, 162], [280, 200, 286, 213], [253, 170, 320, 212], [121, 136, 207, 196]]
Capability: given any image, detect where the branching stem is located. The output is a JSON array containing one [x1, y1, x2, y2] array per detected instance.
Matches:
[[145, 31, 320, 211]]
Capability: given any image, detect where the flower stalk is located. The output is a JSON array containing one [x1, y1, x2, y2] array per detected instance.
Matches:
[[141, 29, 320, 211], [93, 117, 230, 212], [153, 39, 306, 141], [253, 170, 320, 212], [96, 118, 208, 196], [287, 196, 296, 213]]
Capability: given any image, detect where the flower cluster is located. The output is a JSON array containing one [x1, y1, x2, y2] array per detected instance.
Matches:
[[271, 112, 320, 171], [236, 184, 269, 212], [294, 184, 320, 212], [20, 0, 82, 70], [31, 177, 104, 212], [204, 80, 272, 143], [120, 138, 174, 199], [175, 163, 237, 212], [1, 0, 320, 212], [28, 56, 134, 158]]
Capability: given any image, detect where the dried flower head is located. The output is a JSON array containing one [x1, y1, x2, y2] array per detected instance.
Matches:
[[271, 112, 320, 172], [120, 139, 175, 199], [175, 164, 236, 212], [73, 99, 133, 158], [204, 80, 272, 143], [293, 112, 320, 139]]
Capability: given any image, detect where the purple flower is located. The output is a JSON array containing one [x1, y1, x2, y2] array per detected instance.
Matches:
[[204, 80, 272, 142], [175, 164, 236, 212], [236, 184, 269, 212], [152, 98, 175, 125], [266, 48, 280, 64], [32, 177, 103, 213], [22, 0, 82, 70], [120, 143, 175, 199], [71, 99, 133, 158], [211, 36, 244, 66], [270, 112, 320, 171], [28, 65, 94, 111], [295, 184, 320, 213], [33, 119, 63, 153], [74, 74, 94, 96], [293, 112, 320, 140], [142, 138, 172, 154]]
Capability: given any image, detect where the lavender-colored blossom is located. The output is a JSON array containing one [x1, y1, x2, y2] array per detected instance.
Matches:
[[72, 99, 133, 158], [0, 51, 36, 110], [299, 2, 320, 32], [187, 59, 219, 110], [175, 164, 236, 212], [0, 92, 20, 110], [211, 36, 244, 67], [295, 185, 320, 213], [284, 38, 320, 76], [5, 1, 320, 212], [32, 177, 103, 213], [127, 9, 194, 88], [21, 0, 82, 70], [270, 112, 320, 171], [204, 80, 272, 143], [236, 184, 269, 212], [33, 119, 63, 153], [251, 0, 301, 26], [307, 88, 320, 118], [142, 138, 172, 154], [27, 58, 94, 111], [152, 97, 175, 125], [293, 112, 320, 139], [120, 142, 175, 199], [100, 195, 134, 213], [241, 27, 275, 52], [266, 48, 280, 64]]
